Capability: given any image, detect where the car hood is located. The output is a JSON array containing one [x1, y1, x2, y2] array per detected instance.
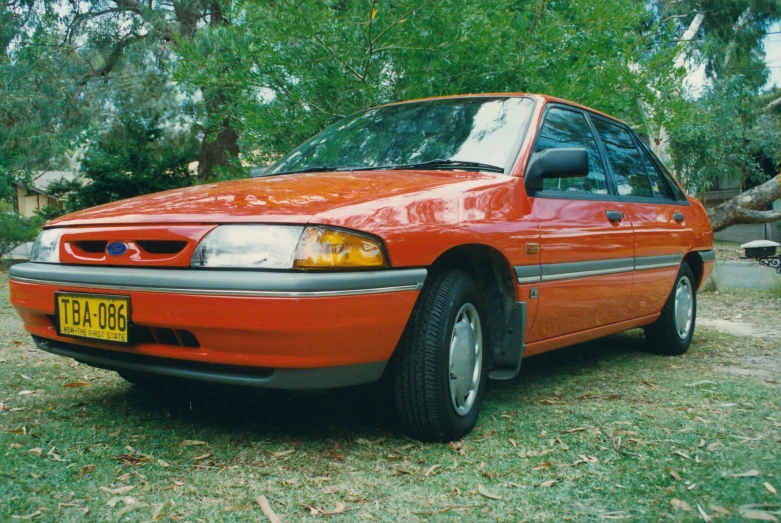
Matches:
[[47, 170, 509, 227]]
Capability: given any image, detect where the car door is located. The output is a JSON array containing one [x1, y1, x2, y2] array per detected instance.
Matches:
[[525, 105, 635, 344], [589, 116, 692, 317]]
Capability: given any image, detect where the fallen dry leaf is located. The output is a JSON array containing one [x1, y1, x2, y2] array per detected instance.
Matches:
[[179, 440, 206, 447], [673, 450, 692, 460], [709, 505, 730, 516], [18, 390, 35, 396], [63, 381, 89, 389], [116, 453, 151, 466], [765, 483, 777, 495], [670, 470, 683, 481], [271, 449, 295, 458], [79, 465, 94, 477], [9, 426, 27, 435], [157, 459, 170, 468], [697, 504, 711, 522], [707, 442, 723, 452], [732, 470, 760, 478], [256, 496, 281, 523], [323, 503, 346, 515], [10, 510, 41, 520], [477, 484, 502, 500], [152, 500, 174, 519], [539, 480, 558, 488], [671, 499, 692, 511], [28, 448, 42, 456], [424, 464, 440, 477], [532, 461, 553, 471], [741, 510, 778, 521], [100, 485, 134, 495], [193, 453, 211, 461]]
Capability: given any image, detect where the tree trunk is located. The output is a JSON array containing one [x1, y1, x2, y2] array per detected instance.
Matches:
[[706, 175, 780, 232], [195, 0, 239, 182], [196, 115, 240, 182]]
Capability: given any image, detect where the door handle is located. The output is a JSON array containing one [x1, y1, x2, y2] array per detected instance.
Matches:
[[606, 210, 623, 222], [673, 212, 684, 223]]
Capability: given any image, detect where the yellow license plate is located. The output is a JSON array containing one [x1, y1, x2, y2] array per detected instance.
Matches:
[[56, 293, 131, 345]]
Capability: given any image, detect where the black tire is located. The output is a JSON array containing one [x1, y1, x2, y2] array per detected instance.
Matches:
[[391, 269, 487, 442], [644, 262, 697, 355]]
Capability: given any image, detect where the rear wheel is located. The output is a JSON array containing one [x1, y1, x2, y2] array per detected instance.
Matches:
[[644, 262, 696, 355], [391, 269, 487, 442]]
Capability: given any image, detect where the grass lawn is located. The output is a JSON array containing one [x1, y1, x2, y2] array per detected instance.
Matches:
[[1, 272, 779, 522]]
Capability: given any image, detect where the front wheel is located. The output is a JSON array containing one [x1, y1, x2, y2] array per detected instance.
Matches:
[[644, 262, 697, 355], [391, 269, 487, 442]]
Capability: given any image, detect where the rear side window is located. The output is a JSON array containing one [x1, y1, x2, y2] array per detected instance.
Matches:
[[532, 107, 608, 195], [592, 118, 653, 198], [638, 147, 674, 200], [636, 139, 688, 201]]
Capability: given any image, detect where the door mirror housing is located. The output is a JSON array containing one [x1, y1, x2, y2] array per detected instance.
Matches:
[[524, 148, 589, 191]]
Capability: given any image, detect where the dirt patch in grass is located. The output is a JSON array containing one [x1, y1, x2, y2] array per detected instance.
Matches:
[[698, 318, 781, 338], [714, 356, 781, 380]]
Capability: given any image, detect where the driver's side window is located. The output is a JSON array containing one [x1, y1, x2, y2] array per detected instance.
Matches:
[[533, 108, 608, 195]]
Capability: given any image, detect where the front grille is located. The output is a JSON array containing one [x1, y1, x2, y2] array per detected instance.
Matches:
[[136, 241, 187, 255], [74, 241, 107, 253]]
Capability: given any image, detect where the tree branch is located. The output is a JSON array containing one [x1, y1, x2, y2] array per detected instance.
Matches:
[[707, 175, 780, 231], [311, 34, 364, 81], [764, 96, 781, 113]]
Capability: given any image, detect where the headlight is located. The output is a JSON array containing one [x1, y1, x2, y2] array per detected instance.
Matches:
[[30, 229, 63, 263], [293, 227, 387, 269], [190, 225, 387, 269], [191, 225, 304, 268]]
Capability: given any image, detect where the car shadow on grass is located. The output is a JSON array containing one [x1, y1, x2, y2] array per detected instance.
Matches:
[[84, 330, 651, 441]]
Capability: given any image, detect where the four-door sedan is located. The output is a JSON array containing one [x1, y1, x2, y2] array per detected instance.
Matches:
[[9, 94, 714, 441]]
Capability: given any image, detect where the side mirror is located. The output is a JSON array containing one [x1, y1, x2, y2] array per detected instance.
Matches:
[[250, 166, 270, 178], [524, 148, 589, 191]]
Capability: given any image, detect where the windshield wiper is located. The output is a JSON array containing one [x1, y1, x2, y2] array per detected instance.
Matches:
[[271, 166, 353, 175], [359, 159, 505, 173]]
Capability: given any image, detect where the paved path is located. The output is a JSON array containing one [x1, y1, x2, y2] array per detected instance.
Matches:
[[715, 260, 779, 289]]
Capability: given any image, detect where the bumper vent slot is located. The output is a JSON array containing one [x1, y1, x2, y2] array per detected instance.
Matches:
[[136, 241, 187, 255]]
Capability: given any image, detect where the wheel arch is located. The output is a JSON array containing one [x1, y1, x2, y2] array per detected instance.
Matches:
[[425, 244, 518, 372], [683, 251, 704, 289]]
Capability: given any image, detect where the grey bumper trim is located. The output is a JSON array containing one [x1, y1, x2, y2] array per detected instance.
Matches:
[[31, 335, 386, 390], [9, 263, 426, 297], [697, 249, 716, 263]]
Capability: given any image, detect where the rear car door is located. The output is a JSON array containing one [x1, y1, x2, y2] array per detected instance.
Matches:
[[589, 116, 692, 317], [526, 105, 635, 343]]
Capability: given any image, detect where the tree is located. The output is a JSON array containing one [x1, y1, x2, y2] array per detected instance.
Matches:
[[55, 114, 198, 212], [1, 0, 235, 182], [0, 212, 37, 259]]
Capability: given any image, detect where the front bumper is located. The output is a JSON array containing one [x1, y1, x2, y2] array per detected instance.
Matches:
[[10, 263, 426, 388]]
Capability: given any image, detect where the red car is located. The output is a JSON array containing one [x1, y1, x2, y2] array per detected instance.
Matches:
[[9, 94, 714, 441]]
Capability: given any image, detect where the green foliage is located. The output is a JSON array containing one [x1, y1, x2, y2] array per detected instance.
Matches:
[[668, 80, 781, 195], [0, 212, 36, 258], [175, 0, 681, 166], [61, 114, 199, 212]]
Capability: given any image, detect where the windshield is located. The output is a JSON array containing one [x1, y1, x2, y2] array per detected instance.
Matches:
[[267, 97, 535, 175]]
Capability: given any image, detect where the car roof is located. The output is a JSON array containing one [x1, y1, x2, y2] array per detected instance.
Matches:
[[378, 93, 628, 127]]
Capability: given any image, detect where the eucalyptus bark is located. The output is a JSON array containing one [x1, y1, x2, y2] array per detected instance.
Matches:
[[706, 175, 781, 232], [195, 0, 240, 182]]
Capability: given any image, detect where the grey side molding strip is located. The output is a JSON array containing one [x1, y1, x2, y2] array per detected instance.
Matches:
[[634, 254, 683, 271], [514, 253, 690, 284], [9, 263, 426, 297], [697, 250, 716, 263]]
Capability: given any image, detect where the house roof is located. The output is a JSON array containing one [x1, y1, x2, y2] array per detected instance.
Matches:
[[27, 171, 78, 194]]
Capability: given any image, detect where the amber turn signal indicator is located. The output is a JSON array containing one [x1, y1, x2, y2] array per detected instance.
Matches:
[[293, 227, 387, 269]]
